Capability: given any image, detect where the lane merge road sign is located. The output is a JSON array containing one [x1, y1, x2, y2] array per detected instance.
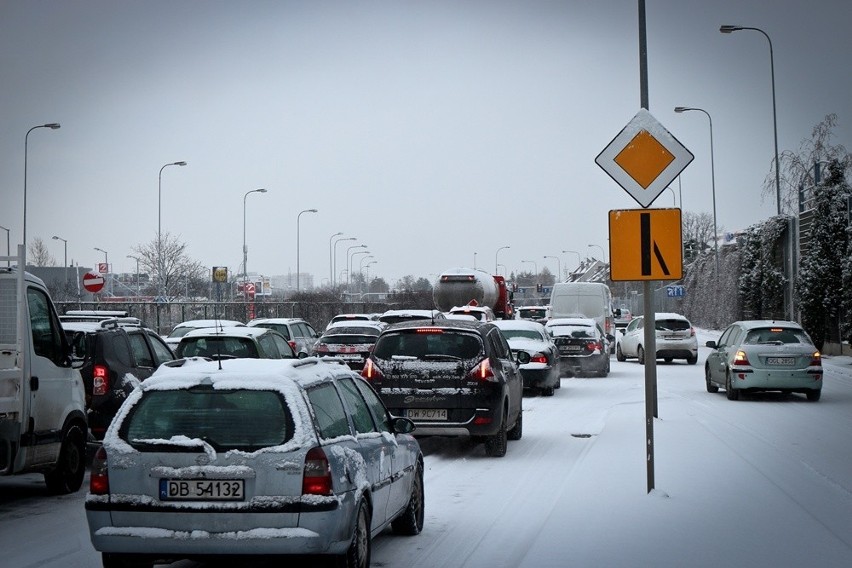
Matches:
[[609, 208, 682, 281]]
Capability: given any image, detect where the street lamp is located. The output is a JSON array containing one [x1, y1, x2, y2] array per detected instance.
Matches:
[[720, 24, 781, 216], [544, 255, 561, 282], [349, 250, 370, 291], [127, 255, 140, 296], [157, 160, 187, 297], [0, 225, 9, 267], [242, 188, 267, 284], [94, 247, 109, 295], [296, 208, 318, 293], [588, 244, 606, 263], [359, 255, 374, 289], [563, 249, 581, 270], [52, 235, 67, 285], [495, 246, 510, 275], [23, 123, 61, 253], [364, 260, 377, 293], [521, 259, 537, 279], [328, 232, 343, 285], [675, 106, 720, 275], [333, 236, 356, 288]]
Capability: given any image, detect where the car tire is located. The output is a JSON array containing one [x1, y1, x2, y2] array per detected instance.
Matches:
[[507, 408, 523, 441], [336, 500, 371, 568], [542, 386, 555, 397], [687, 354, 698, 365], [806, 390, 821, 402], [705, 366, 719, 393], [725, 372, 740, 401], [616, 343, 626, 362], [392, 462, 425, 536], [44, 423, 86, 495], [637, 345, 645, 365], [485, 414, 508, 456]]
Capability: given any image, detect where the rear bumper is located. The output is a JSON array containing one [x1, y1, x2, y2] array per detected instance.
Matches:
[[559, 354, 608, 375], [519, 366, 559, 389]]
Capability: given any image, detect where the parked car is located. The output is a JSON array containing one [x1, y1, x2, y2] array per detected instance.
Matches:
[[448, 304, 495, 322], [85, 357, 424, 567], [515, 305, 551, 325], [704, 320, 823, 401], [616, 313, 698, 365], [545, 317, 611, 377], [362, 319, 525, 457], [312, 320, 386, 370], [325, 313, 380, 330], [174, 326, 296, 359], [377, 309, 446, 326], [493, 319, 561, 396], [61, 316, 176, 440], [163, 319, 245, 349], [247, 317, 320, 358]]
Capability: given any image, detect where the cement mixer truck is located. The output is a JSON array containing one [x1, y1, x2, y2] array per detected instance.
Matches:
[[433, 268, 513, 319]]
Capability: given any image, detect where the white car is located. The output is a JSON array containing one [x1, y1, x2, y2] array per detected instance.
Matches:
[[616, 312, 698, 365], [162, 319, 245, 349], [85, 357, 424, 567]]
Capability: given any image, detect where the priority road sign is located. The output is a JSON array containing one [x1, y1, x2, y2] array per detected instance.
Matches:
[[609, 208, 682, 281], [83, 271, 105, 293], [596, 109, 693, 208]]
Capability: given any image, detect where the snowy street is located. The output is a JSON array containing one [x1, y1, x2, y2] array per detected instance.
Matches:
[[2, 331, 851, 567]]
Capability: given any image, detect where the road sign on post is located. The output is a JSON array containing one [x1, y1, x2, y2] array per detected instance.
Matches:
[[609, 208, 682, 281], [83, 271, 105, 293]]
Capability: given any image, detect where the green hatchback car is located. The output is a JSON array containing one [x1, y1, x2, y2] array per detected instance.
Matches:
[[704, 320, 823, 401]]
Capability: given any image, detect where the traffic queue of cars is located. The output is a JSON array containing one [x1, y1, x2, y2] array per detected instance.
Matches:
[[59, 305, 823, 567]]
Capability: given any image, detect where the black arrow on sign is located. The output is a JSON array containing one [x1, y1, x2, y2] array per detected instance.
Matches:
[[640, 212, 670, 276]]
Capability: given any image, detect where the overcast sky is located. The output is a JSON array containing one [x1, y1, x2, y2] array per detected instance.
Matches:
[[2, 0, 849, 287]]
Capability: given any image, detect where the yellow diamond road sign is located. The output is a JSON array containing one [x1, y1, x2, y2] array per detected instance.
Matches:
[[596, 109, 693, 208]]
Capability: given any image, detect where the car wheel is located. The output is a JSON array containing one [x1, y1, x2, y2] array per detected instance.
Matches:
[[44, 423, 86, 495], [485, 414, 508, 456], [725, 371, 740, 400], [392, 462, 425, 535], [637, 345, 645, 365], [335, 500, 371, 568], [687, 354, 698, 365], [616, 343, 626, 362], [705, 366, 719, 393], [806, 390, 821, 402], [542, 386, 555, 396], [507, 408, 523, 440]]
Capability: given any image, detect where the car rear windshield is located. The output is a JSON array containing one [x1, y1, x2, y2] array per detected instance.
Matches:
[[325, 326, 381, 337], [178, 337, 259, 358], [550, 324, 596, 338], [743, 327, 811, 345], [520, 309, 547, 318], [655, 319, 690, 332], [121, 387, 294, 452], [373, 330, 483, 360], [319, 334, 378, 345], [500, 329, 542, 341]]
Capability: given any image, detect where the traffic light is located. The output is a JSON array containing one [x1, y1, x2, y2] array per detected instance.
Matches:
[[536, 283, 542, 293]]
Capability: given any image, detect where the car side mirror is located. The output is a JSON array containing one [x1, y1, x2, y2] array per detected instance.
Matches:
[[516, 351, 531, 364], [392, 416, 416, 434], [705, 340, 717, 349]]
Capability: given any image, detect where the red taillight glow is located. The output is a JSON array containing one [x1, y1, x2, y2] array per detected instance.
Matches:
[[585, 341, 602, 353], [93, 365, 109, 396], [734, 350, 750, 365], [302, 447, 333, 496], [810, 351, 822, 367], [531, 353, 548, 364], [314, 344, 329, 354], [288, 340, 297, 351], [469, 358, 496, 382], [90, 445, 109, 495], [361, 359, 383, 381], [415, 328, 444, 334]]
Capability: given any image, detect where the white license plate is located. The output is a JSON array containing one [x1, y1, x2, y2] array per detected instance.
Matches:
[[406, 408, 448, 420], [160, 479, 245, 501], [766, 357, 796, 366], [560, 346, 582, 353]]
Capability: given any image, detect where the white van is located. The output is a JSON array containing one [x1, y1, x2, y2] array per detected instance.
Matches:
[[549, 282, 615, 347]]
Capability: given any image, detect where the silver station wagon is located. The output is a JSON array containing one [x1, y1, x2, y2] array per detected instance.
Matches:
[[85, 357, 424, 568]]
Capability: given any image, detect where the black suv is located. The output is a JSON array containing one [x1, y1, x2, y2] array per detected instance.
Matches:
[[61, 316, 176, 440], [361, 320, 525, 457]]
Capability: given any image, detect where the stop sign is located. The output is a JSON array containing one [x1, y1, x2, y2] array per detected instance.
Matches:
[[83, 271, 105, 293]]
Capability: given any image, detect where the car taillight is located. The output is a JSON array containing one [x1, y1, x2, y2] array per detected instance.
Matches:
[[314, 344, 329, 354], [810, 351, 822, 367], [361, 359, 383, 381], [469, 358, 496, 382], [288, 340, 297, 351], [734, 350, 750, 365], [90, 445, 109, 495], [302, 447, 333, 496], [531, 353, 548, 364], [585, 341, 602, 353], [93, 364, 109, 396]]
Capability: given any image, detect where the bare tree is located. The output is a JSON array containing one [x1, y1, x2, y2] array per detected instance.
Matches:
[[27, 236, 56, 267], [131, 232, 209, 298], [681, 211, 718, 264]]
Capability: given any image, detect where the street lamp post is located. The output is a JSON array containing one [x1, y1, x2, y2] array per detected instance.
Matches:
[[359, 255, 374, 289], [127, 255, 140, 296], [157, 160, 187, 298], [242, 188, 267, 286], [52, 235, 67, 284], [521, 260, 538, 284], [0, 225, 10, 267], [544, 255, 561, 282], [562, 249, 581, 272], [495, 246, 510, 275], [94, 247, 109, 295], [349, 250, 370, 292], [674, 106, 720, 275], [333, 237, 356, 288], [364, 260, 377, 293], [296, 208, 318, 293], [588, 244, 606, 264], [720, 25, 781, 216], [23, 123, 61, 254], [328, 232, 343, 286], [346, 244, 367, 291]]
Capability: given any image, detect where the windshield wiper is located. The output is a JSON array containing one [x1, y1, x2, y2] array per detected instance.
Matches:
[[422, 354, 463, 361]]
